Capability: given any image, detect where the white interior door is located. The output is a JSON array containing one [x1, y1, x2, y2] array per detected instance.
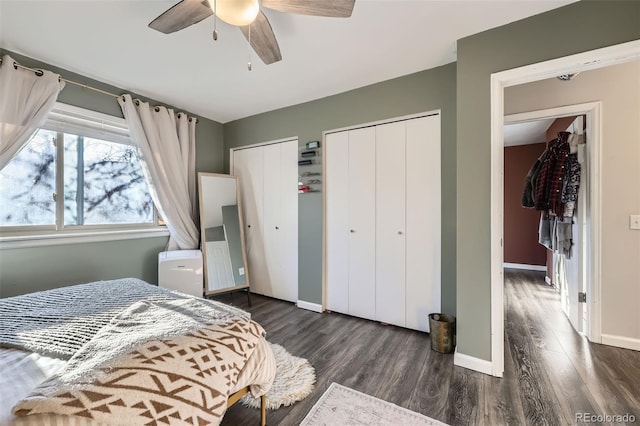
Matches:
[[261, 140, 299, 302], [406, 115, 441, 332], [233, 147, 268, 295], [325, 131, 350, 314], [347, 127, 377, 320], [375, 121, 406, 327], [563, 116, 586, 333], [263, 143, 281, 299]]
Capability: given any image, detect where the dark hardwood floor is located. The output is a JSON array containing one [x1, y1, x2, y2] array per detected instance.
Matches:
[[215, 270, 640, 425]]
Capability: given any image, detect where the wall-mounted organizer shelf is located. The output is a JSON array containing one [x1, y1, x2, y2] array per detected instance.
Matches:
[[298, 140, 322, 193]]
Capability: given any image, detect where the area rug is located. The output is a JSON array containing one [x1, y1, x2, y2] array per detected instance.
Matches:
[[240, 343, 315, 410], [300, 382, 449, 426]]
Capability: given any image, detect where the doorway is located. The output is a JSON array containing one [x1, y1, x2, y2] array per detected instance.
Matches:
[[503, 112, 589, 338], [489, 39, 640, 377]]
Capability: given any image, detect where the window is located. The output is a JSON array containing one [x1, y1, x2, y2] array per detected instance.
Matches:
[[0, 103, 161, 238]]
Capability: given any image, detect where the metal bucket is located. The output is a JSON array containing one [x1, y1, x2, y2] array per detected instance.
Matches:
[[428, 313, 456, 353]]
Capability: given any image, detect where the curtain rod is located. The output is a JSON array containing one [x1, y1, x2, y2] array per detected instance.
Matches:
[[2, 57, 199, 122], [1, 59, 120, 98]]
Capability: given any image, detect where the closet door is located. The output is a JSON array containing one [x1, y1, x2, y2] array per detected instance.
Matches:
[[375, 121, 407, 327], [233, 147, 268, 296], [325, 131, 350, 314], [347, 127, 376, 320], [278, 140, 299, 302], [263, 141, 299, 302], [406, 115, 441, 332]]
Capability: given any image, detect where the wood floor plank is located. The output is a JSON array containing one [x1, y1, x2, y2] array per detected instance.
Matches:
[[407, 347, 453, 422], [446, 367, 484, 425], [538, 347, 600, 425], [505, 309, 563, 425]]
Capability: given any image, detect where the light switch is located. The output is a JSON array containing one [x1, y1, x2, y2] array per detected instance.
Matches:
[[631, 215, 640, 230], [239, 267, 245, 276]]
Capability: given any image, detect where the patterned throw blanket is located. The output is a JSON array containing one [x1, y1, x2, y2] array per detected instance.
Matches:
[[0, 278, 248, 359], [0, 279, 269, 425]]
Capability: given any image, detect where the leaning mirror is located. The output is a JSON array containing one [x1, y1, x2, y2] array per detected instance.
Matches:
[[198, 172, 250, 296]]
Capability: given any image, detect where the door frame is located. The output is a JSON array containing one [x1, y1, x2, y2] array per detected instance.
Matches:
[[489, 39, 640, 377], [505, 103, 600, 333]]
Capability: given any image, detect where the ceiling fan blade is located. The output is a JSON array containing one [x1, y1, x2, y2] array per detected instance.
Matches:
[[240, 11, 282, 65], [262, 0, 355, 17], [149, 0, 213, 34]]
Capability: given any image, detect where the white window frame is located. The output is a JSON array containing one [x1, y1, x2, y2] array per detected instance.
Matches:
[[0, 103, 168, 248]]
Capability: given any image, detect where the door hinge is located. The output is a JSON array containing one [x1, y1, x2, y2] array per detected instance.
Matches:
[[578, 292, 587, 303]]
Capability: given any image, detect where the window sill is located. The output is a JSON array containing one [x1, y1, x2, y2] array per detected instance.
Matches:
[[0, 228, 170, 249]]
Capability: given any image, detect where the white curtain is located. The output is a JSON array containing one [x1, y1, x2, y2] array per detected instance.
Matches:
[[118, 94, 199, 250], [0, 55, 65, 170]]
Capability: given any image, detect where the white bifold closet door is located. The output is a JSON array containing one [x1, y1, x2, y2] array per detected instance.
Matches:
[[325, 127, 376, 320], [263, 142, 299, 302], [375, 121, 407, 327], [233, 140, 298, 302], [347, 127, 376, 320], [325, 131, 350, 314], [325, 114, 440, 332], [405, 116, 441, 331], [233, 147, 268, 294]]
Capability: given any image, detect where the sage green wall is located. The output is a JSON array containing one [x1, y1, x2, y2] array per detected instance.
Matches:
[[455, 1, 640, 360], [0, 238, 168, 297], [224, 63, 457, 314], [0, 49, 225, 297]]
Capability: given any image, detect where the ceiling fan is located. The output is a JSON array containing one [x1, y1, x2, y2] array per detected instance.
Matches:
[[149, 0, 356, 67]]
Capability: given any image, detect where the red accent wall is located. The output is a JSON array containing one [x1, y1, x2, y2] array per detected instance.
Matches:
[[504, 142, 547, 266]]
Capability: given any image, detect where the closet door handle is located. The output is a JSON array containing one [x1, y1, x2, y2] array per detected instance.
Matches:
[[398, 231, 404, 235], [349, 229, 355, 233], [275, 226, 279, 230]]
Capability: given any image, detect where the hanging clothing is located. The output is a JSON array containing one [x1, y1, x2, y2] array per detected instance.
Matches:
[[568, 133, 585, 154], [534, 131, 571, 216], [552, 216, 574, 258], [538, 212, 552, 249], [539, 212, 574, 258], [562, 153, 581, 218], [522, 148, 551, 208], [525, 130, 584, 259]]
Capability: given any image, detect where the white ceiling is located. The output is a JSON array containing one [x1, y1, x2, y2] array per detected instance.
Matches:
[[504, 118, 555, 147], [0, 0, 577, 123]]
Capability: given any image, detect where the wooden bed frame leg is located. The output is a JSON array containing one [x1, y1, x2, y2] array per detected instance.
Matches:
[[260, 394, 266, 426]]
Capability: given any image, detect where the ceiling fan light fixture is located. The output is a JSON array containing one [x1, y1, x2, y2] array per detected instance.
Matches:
[[212, 0, 260, 26]]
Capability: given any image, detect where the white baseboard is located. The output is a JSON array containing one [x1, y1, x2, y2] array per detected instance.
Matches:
[[601, 334, 640, 351], [503, 262, 546, 272], [453, 348, 493, 375], [297, 300, 323, 313]]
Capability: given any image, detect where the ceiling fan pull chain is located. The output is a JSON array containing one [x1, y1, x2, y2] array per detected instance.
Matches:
[[212, 0, 218, 41], [247, 24, 252, 71]]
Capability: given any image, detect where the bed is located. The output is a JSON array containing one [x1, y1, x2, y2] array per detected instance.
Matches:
[[0, 278, 276, 426]]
